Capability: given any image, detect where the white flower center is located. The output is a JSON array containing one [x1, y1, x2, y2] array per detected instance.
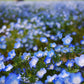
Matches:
[[65, 39, 70, 43], [73, 77, 81, 84]]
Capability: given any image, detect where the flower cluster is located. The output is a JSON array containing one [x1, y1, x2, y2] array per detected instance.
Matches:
[[0, 1, 84, 84]]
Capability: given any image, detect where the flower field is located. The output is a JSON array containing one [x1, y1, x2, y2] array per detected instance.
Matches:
[[0, 1, 84, 84]]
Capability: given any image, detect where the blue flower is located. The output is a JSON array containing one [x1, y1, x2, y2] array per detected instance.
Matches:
[[0, 76, 5, 84], [44, 57, 51, 64], [62, 35, 73, 45], [45, 74, 57, 83], [7, 49, 16, 60], [44, 50, 48, 56], [58, 69, 70, 78], [57, 31, 62, 39], [0, 61, 5, 72], [47, 64, 54, 70], [29, 56, 39, 68], [50, 43, 56, 48], [56, 22, 61, 28], [50, 35, 56, 40], [0, 43, 7, 49], [53, 78, 64, 84], [72, 32, 76, 35], [55, 46, 61, 52], [81, 36, 84, 45], [4, 64, 13, 71], [61, 47, 69, 53], [35, 81, 43, 84], [75, 54, 84, 67], [34, 51, 44, 58], [69, 44, 75, 52], [80, 40, 84, 45], [40, 37, 48, 43], [70, 72, 83, 84], [22, 38, 27, 43], [36, 68, 47, 78], [55, 67, 62, 72], [47, 49, 54, 57], [5, 73, 20, 84], [0, 55, 4, 61], [65, 60, 74, 67], [0, 36, 6, 42], [14, 41, 21, 49], [21, 52, 31, 60], [33, 45, 38, 51], [55, 61, 62, 66], [64, 77, 71, 84]]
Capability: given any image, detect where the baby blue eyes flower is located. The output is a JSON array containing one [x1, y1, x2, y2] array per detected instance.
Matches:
[[80, 40, 84, 45], [22, 38, 27, 43], [5, 73, 20, 84], [14, 41, 21, 49], [69, 44, 75, 52], [62, 35, 73, 45], [0, 76, 5, 84], [57, 31, 63, 39], [64, 77, 71, 84], [47, 64, 54, 70], [34, 51, 44, 58], [72, 32, 76, 35], [44, 57, 51, 64], [75, 54, 84, 67], [29, 56, 39, 68], [61, 47, 69, 53], [0, 43, 7, 49], [36, 68, 47, 78], [55, 67, 62, 72], [55, 46, 61, 52], [58, 69, 70, 78], [0, 36, 6, 42], [65, 60, 74, 67], [50, 35, 56, 40], [56, 22, 61, 29], [70, 72, 83, 84], [53, 78, 64, 84], [7, 49, 16, 60], [55, 61, 62, 66], [33, 45, 38, 51], [47, 49, 54, 57], [40, 37, 48, 43], [21, 52, 31, 60], [80, 36, 84, 45], [4, 64, 13, 71], [0, 55, 4, 61], [45, 74, 57, 83], [50, 43, 56, 48], [35, 81, 43, 84], [0, 61, 5, 72]]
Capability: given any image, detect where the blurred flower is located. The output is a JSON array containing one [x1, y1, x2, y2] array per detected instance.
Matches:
[[29, 56, 39, 68], [4, 64, 13, 72], [5, 73, 20, 84], [62, 35, 73, 45], [75, 54, 84, 67], [7, 49, 16, 60], [14, 41, 21, 49], [40, 37, 48, 43], [70, 72, 83, 84], [0, 61, 5, 72], [36, 68, 47, 78], [21, 52, 31, 60]]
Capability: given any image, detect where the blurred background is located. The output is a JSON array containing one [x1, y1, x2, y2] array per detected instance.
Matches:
[[1, 0, 84, 1]]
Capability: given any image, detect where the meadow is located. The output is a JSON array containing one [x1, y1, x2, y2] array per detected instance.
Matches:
[[0, 1, 84, 84]]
